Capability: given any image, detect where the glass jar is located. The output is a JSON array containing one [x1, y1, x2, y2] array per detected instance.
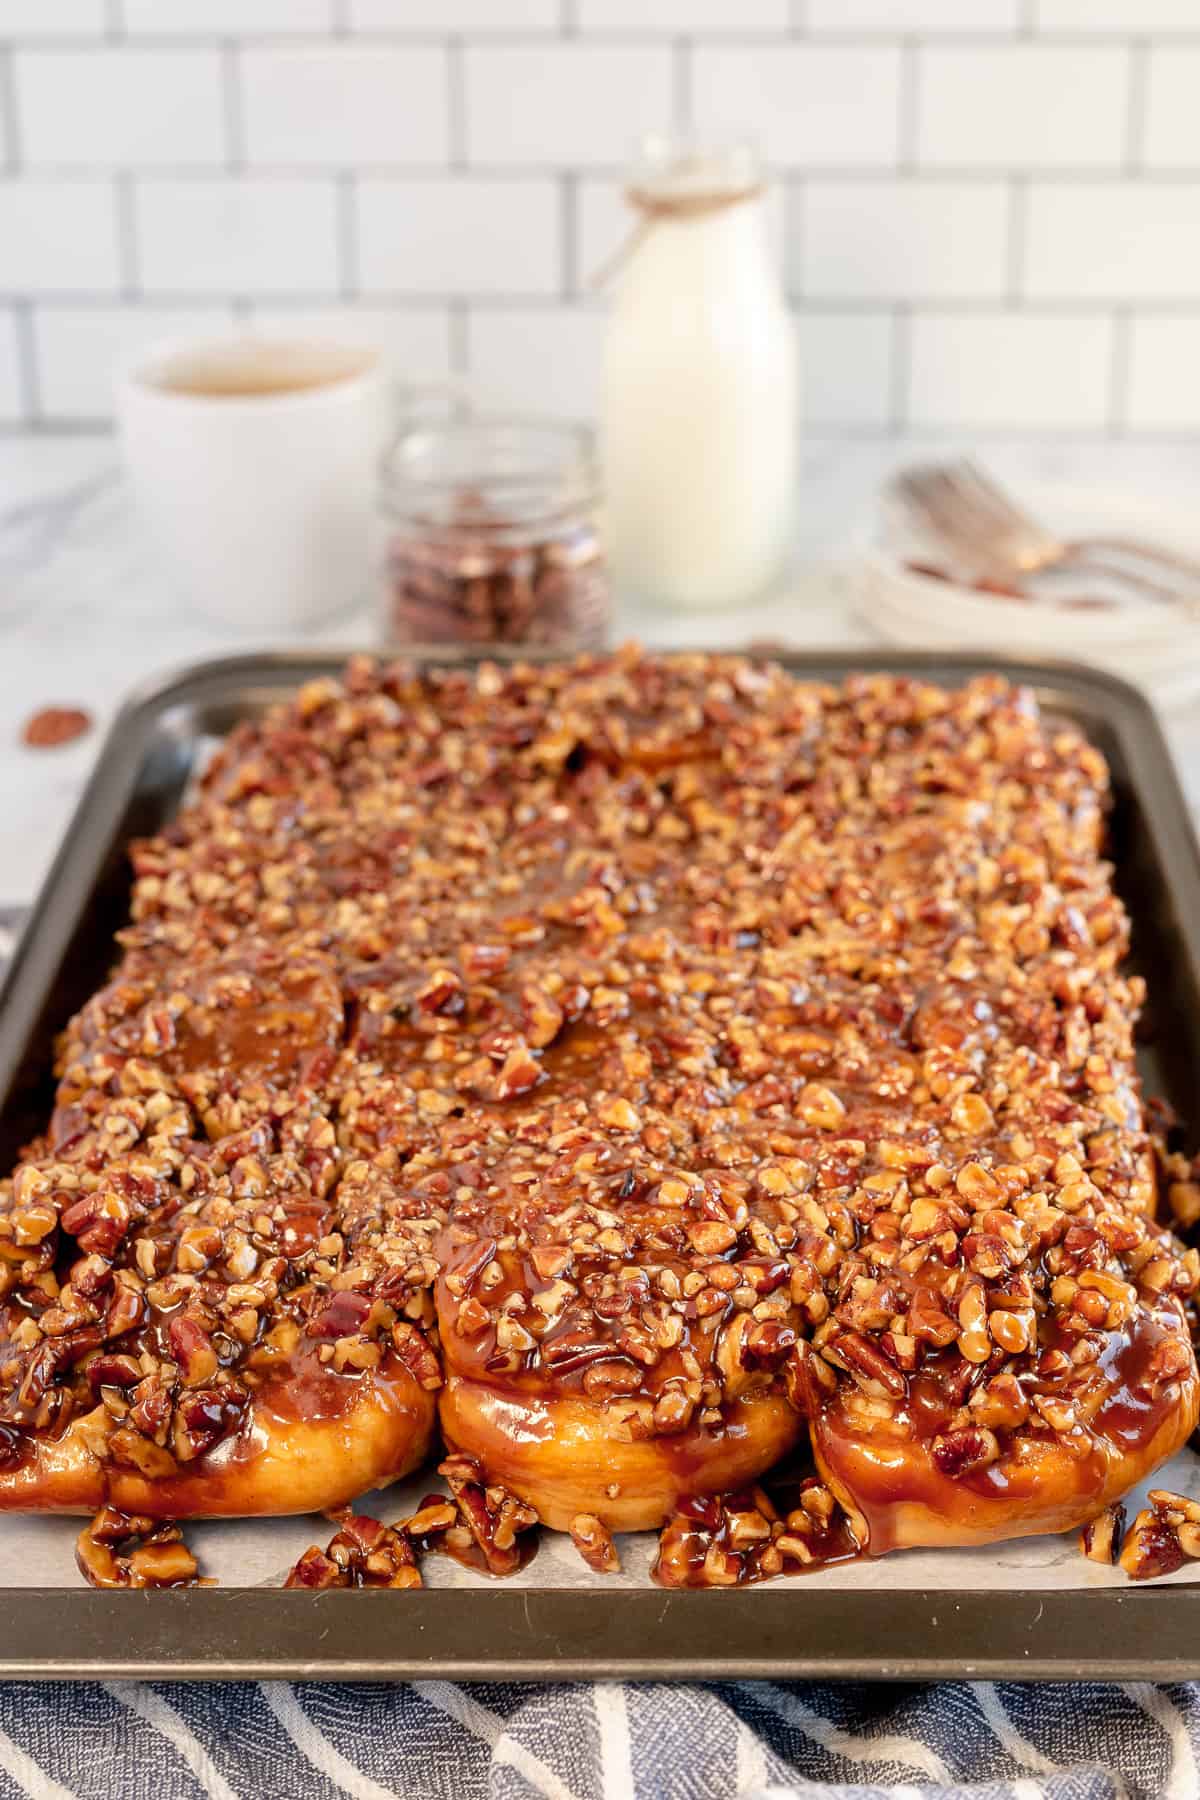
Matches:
[[378, 417, 609, 649]]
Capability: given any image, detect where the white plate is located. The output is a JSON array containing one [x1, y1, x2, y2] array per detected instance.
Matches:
[[847, 478, 1200, 709]]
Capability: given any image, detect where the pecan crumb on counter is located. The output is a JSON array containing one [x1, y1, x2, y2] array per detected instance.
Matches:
[[76, 1506, 202, 1589], [21, 705, 92, 749]]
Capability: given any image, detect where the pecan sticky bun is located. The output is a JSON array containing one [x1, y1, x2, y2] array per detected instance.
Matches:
[[0, 652, 1195, 1573]]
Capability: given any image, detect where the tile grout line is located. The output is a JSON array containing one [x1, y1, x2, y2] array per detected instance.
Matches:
[[10, 419, 1196, 443], [338, 170, 358, 301], [13, 299, 39, 427], [448, 36, 466, 171], [1125, 37, 1148, 174], [672, 37, 691, 135], [790, 175, 805, 304], [1108, 305, 1131, 437], [888, 303, 910, 436], [9, 165, 1200, 187], [7, 292, 1199, 316], [560, 172, 577, 301], [449, 300, 468, 383], [897, 35, 919, 173], [0, 46, 18, 173], [6, 28, 1200, 48], [116, 172, 139, 301], [221, 38, 245, 172], [1006, 174, 1027, 306]]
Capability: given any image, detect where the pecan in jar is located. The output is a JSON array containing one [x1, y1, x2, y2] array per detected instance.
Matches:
[[378, 421, 608, 651]]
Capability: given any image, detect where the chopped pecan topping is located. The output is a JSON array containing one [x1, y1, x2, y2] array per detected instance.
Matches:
[[0, 650, 1193, 1580]]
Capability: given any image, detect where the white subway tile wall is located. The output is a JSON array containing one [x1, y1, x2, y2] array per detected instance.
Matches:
[[1, 4, 1198, 434], [799, 180, 1010, 300], [691, 46, 902, 168], [355, 177, 560, 295], [119, 1, 335, 32], [1127, 316, 1200, 430], [134, 179, 341, 295], [0, 2, 106, 36], [463, 45, 673, 167], [240, 47, 449, 167], [907, 313, 1115, 430], [15, 49, 226, 169], [0, 179, 120, 292], [1143, 47, 1200, 170]]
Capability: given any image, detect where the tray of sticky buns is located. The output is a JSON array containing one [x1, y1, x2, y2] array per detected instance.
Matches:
[[2, 646, 1200, 1680]]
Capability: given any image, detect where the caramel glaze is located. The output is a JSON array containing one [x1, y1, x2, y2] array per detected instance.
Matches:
[[0, 653, 1197, 1558], [439, 1373, 801, 1534], [0, 1351, 435, 1518], [812, 1300, 1200, 1553]]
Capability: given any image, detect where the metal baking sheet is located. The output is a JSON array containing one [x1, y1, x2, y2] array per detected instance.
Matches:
[[3, 645, 1200, 1683]]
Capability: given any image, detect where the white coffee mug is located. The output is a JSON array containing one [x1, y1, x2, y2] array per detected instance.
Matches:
[[116, 336, 387, 632]]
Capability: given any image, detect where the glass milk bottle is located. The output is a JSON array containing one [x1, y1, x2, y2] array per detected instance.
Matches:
[[601, 136, 798, 611]]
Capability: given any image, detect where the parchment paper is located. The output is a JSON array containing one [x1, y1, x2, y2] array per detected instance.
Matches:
[[7, 1443, 1200, 1593]]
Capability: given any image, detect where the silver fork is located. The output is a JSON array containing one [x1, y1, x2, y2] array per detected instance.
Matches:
[[889, 459, 1200, 606]]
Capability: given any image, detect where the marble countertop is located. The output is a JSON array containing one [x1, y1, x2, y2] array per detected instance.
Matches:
[[2, 430, 1200, 911]]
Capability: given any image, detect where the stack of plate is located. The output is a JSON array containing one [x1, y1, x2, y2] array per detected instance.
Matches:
[[848, 479, 1200, 709]]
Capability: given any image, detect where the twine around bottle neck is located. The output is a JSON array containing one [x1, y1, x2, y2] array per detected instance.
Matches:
[[588, 180, 765, 290]]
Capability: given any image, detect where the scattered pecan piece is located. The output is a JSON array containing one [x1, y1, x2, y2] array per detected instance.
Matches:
[[1080, 1502, 1125, 1565], [285, 1513, 421, 1590], [436, 1452, 539, 1577], [76, 1506, 201, 1589], [21, 706, 91, 749], [652, 1482, 858, 1589], [570, 1513, 621, 1573]]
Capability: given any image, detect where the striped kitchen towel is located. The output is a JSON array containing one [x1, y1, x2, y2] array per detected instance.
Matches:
[[0, 1677, 1194, 1797]]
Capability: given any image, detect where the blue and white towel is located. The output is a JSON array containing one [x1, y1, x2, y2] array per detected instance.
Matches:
[[0, 910, 1194, 1800], [0, 1677, 1195, 1798]]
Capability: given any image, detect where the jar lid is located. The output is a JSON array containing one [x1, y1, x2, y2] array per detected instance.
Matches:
[[629, 132, 761, 210], [379, 417, 597, 532]]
